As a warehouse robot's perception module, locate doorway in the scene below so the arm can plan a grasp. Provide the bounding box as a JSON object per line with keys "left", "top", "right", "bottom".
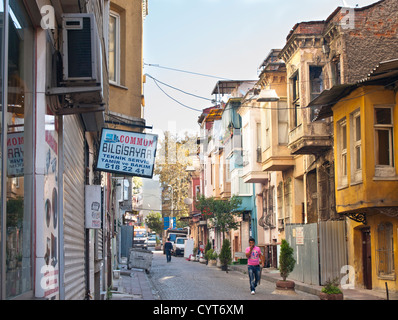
{"left": 361, "top": 228, "right": 372, "bottom": 289}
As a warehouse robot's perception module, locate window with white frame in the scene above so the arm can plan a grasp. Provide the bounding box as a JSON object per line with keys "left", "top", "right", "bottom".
{"left": 291, "top": 72, "right": 300, "bottom": 128}
{"left": 374, "top": 106, "right": 395, "bottom": 177}
{"left": 337, "top": 118, "right": 348, "bottom": 187}
{"left": 256, "top": 123, "right": 262, "bottom": 162}
{"left": 264, "top": 107, "right": 271, "bottom": 149}
{"left": 309, "top": 65, "right": 324, "bottom": 121}
{"left": 231, "top": 169, "right": 251, "bottom": 196}
{"left": 350, "top": 110, "right": 362, "bottom": 183}
{"left": 277, "top": 182, "right": 284, "bottom": 230}
{"left": 283, "top": 178, "right": 292, "bottom": 224}
{"left": 278, "top": 100, "right": 289, "bottom": 144}
{"left": 109, "top": 11, "right": 120, "bottom": 84}
{"left": 225, "top": 158, "right": 231, "bottom": 182}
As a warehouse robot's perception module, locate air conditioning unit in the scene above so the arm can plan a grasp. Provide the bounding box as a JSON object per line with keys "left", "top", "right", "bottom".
{"left": 62, "top": 13, "right": 101, "bottom": 83}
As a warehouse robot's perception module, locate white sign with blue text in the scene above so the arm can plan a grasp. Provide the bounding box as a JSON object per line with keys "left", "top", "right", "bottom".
{"left": 96, "top": 128, "right": 158, "bottom": 178}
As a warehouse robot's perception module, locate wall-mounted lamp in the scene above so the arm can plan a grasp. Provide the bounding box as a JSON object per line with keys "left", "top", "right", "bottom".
{"left": 256, "top": 89, "right": 280, "bottom": 102}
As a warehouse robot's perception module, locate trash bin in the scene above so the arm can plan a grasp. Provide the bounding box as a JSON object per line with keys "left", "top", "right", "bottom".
{"left": 128, "top": 248, "right": 153, "bottom": 273}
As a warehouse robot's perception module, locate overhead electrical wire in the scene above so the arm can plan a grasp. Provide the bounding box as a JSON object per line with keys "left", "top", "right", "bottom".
{"left": 150, "top": 76, "right": 203, "bottom": 112}
{"left": 144, "top": 63, "right": 235, "bottom": 81}
{"left": 146, "top": 74, "right": 214, "bottom": 102}
{"left": 145, "top": 63, "right": 398, "bottom": 113}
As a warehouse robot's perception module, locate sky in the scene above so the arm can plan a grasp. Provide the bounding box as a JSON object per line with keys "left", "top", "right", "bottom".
{"left": 142, "top": 0, "right": 378, "bottom": 138}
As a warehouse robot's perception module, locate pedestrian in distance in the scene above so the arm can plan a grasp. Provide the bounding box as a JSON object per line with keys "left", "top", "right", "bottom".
{"left": 164, "top": 238, "right": 173, "bottom": 263}
{"left": 245, "top": 237, "right": 264, "bottom": 295}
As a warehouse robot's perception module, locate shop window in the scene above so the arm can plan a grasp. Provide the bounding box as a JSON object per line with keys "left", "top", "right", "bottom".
{"left": 4, "top": 0, "right": 34, "bottom": 299}
{"left": 377, "top": 222, "right": 395, "bottom": 279}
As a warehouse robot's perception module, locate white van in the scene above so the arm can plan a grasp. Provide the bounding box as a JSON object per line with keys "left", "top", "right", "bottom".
{"left": 172, "top": 237, "right": 187, "bottom": 256}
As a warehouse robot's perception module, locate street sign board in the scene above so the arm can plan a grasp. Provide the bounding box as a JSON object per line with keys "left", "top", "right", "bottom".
{"left": 96, "top": 128, "right": 158, "bottom": 178}
{"left": 163, "top": 217, "right": 176, "bottom": 230}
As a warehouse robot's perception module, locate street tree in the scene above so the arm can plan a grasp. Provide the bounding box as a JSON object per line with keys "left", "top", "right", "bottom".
{"left": 154, "top": 131, "right": 197, "bottom": 220}
{"left": 195, "top": 195, "right": 243, "bottom": 240}
{"left": 145, "top": 211, "right": 163, "bottom": 236}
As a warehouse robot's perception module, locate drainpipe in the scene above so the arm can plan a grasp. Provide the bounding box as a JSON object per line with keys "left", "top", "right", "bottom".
{"left": 252, "top": 184, "right": 258, "bottom": 243}
{"left": 58, "top": 117, "right": 65, "bottom": 299}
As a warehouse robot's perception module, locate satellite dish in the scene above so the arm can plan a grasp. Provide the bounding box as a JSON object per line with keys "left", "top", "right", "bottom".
{"left": 184, "top": 198, "right": 193, "bottom": 205}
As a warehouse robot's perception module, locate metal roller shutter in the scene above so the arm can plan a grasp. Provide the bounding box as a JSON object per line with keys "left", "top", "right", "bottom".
{"left": 63, "top": 115, "right": 86, "bottom": 300}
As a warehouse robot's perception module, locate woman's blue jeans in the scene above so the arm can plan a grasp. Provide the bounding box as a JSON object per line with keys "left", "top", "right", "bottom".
{"left": 248, "top": 265, "right": 261, "bottom": 291}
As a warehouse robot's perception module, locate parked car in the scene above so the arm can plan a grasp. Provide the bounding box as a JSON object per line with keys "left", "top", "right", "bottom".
{"left": 147, "top": 235, "right": 158, "bottom": 247}
{"left": 133, "top": 227, "right": 148, "bottom": 250}
{"left": 172, "top": 237, "right": 187, "bottom": 256}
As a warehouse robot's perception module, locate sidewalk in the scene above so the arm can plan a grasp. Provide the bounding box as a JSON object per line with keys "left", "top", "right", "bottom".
{"left": 229, "top": 264, "right": 398, "bottom": 300}
{"left": 110, "top": 262, "right": 158, "bottom": 300}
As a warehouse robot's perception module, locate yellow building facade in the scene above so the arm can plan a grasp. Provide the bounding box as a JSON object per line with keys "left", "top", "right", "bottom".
{"left": 108, "top": 0, "right": 147, "bottom": 131}
{"left": 311, "top": 60, "right": 398, "bottom": 292}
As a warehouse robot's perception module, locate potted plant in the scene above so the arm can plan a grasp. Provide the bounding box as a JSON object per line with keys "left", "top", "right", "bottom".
{"left": 206, "top": 249, "right": 218, "bottom": 267}
{"left": 155, "top": 238, "right": 161, "bottom": 251}
{"left": 275, "top": 239, "right": 296, "bottom": 293}
{"left": 191, "top": 247, "right": 198, "bottom": 261}
{"left": 219, "top": 239, "right": 232, "bottom": 272}
{"left": 319, "top": 278, "right": 344, "bottom": 300}
{"left": 199, "top": 255, "right": 207, "bottom": 264}
{"left": 204, "top": 240, "right": 212, "bottom": 264}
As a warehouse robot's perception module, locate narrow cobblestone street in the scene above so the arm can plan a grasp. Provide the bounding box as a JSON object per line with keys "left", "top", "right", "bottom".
{"left": 147, "top": 250, "right": 319, "bottom": 300}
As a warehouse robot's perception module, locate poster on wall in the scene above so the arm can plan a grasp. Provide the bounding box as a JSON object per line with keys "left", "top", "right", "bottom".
{"left": 38, "top": 111, "right": 60, "bottom": 299}
{"left": 85, "top": 185, "right": 103, "bottom": 229}
{"left": 96, "top": 128, "right": 158, "bottom": 178}
{"left": 7, "top": 131, "right": 24, "bottom": 177}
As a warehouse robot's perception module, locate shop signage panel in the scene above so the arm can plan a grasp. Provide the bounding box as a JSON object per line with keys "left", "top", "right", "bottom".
{"left": 96, "top": 128, "right": 158, "bottom": 178}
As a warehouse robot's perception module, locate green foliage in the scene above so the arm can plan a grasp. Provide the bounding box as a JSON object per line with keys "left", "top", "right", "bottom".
{"left": 219, "top": 239, "right": 232, "bottom": 266}
{"left": 7, "top": 197, "right": 24, "bottom": 228}
{"left": 195, "top": 195, "right": 243, "bottom": 235}
{"left": 205, "top": 240, "right": 211, "bottom": 254}
{"left": 155, "top": 132, "right": 197, "bottom": 218}
{"left": 279, "top": 239, "right": 296, "bottom": 281}
{"left": 205, "top": 248, "right": 218, "bottom": 261}
{"left": 144, "top": 211, "right": 163, "bottom": 236}
{"left": 321, "top": 278, "right": 342, "bottom": 294}
{"left": 205, "top": 248, "right": 213, "bottom": 260}
{"left": 106, "top": 286, "right": 113, "bottom": 300}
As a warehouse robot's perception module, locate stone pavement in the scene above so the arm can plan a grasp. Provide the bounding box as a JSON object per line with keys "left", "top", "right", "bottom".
{"left": 110, "top": 253, "right": 397, "bottom": 300}
{"left": 110, "top": 263, "right": 158, "bottom": 300}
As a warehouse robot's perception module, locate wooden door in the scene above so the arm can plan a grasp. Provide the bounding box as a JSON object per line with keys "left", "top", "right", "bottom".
{"left": 362, "top": 228, "right": 372, "bottom": 289}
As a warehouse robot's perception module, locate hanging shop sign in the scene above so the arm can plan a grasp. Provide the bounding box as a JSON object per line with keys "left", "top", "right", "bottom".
{"left": 96, "top": 128, "right": 158, "bottom": 178}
